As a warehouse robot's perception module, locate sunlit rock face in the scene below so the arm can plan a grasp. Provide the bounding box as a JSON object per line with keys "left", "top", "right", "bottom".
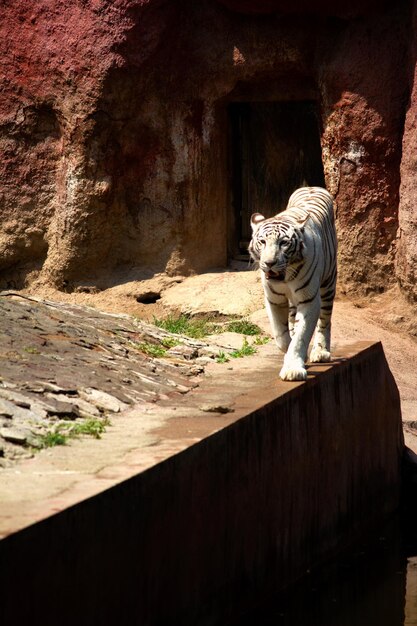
{"left": 397, "top": 2, "right": 417, "bottom": 302}
{"left": 0, "top": 0, "right": 181, "bottom": 289}
{"left": 0, "top": 0, "right": 414, "bottom": 299}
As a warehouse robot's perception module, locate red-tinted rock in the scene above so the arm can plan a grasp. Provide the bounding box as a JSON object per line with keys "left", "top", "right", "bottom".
{"left": 0, "top": 0, "right": 176, "bottom": 288}
{"left": 320, "top": 5, "right": 408, "bottom": 294}
{"left": 0, "top": 0, "right": 415, "bottom": 299}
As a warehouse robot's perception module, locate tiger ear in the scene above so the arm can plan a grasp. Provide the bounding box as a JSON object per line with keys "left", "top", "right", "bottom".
{"left": 251, "top": 213, "right": 265, "bottom": 231}
{"left": 294, "top": 214, "right": 311, "bottom": 233}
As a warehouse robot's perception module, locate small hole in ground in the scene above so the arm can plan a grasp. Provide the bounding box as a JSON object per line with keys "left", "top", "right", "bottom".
{"left": 136, "top": 292, "right": 161, "bottom": 304}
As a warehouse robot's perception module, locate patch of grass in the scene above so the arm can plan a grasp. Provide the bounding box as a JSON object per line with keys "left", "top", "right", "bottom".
{"left": 134, "top": 342, "right": 167, "bottom": 358}
{"left": 152, "top": 314, "right": 267, "bottom": 357}
{"left": 70, "top": 418, "right": 109, "bottom": 439}
{"left": 253, "top": 335, "right": 270, "bottom": 346}
{"left": 229, "top": 338, "right": 257, "bottom": 359}
{"left": 216, "top": 351, "right": 230, "bottom": 363}
{"left": 226, "top": 320, "right": 262, "bottom": 335}
{"left": 36, "top": 417, "right": 110, "bottom": 448}
{"left": 153, "top": 314, "right": 215, "bottom": 339}
{"left": 23, "top": 346, "right": 40, "bottom": 354}
{"left": 153, "top": 313, "right": 265, "bottom": 340}
{"left": 161, "top": 337, "right": 181, "bottom": 349}
{"left": 37, "top": 431, "right": 68, "bottom": 448}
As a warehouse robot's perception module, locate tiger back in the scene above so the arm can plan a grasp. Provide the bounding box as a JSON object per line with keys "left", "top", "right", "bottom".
{"left": 249, "top": 186, "right": 337, "bottom": 382}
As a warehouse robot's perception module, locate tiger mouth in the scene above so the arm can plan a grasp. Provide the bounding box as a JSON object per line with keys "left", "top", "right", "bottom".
{"left": 265, "top": 269, "right": 286, "bottom": 281}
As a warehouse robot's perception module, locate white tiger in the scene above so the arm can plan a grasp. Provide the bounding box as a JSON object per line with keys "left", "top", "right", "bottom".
{"left": 249, "top": 186, "right": 337, "bottom": 381}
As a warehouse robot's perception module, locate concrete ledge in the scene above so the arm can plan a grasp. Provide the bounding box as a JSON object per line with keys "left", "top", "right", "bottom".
{"left": 0, "top": 342, "right": 404, "bottom": 625}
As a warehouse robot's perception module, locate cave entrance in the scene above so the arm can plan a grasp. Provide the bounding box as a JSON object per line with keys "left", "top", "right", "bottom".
{"left": 229, "top": 101, "right": 325, "bottom": 259}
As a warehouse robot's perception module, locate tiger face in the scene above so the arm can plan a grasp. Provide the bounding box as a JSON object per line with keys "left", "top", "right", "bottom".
{"left": 249, "top": 212, "right": 305, "bottom": 282}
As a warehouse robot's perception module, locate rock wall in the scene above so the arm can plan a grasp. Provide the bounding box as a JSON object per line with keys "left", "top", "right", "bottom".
{"left": 0, "top": 0, "right": 415, "bottom": 298}
{"left": 319, "top": 5, "right": 409, "bottom": 294}
{"left": 398, "top": 1, "right": 417, "bottom": 302}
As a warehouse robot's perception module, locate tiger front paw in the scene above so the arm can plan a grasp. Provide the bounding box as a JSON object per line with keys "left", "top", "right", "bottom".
{"left": 279, "top": 364, "right": 307, "bottom": 381}
{"left": 309, "top": 347, "right": 331, "bottom": 363}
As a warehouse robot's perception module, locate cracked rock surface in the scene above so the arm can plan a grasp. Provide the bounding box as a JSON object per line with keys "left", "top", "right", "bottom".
{"left": 0, "top": 293, "right": 224, "bottom": 466}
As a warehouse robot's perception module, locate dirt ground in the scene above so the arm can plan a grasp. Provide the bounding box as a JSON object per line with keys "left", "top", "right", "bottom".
{"left": 26, "top": 267, "right": 417, "bottom": 452}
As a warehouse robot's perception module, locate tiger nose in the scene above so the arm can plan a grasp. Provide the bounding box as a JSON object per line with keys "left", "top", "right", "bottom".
{"left": 265, "top": 261, "right": 275, "bottom": 268}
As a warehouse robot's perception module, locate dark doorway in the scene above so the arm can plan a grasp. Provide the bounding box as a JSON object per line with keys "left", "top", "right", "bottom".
{"left": 229, "top": 101, "right": 325, "bottom": 258}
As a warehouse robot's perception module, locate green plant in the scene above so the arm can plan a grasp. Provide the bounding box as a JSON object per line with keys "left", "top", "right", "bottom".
{"left": 70, "top": 418, "right": 109, "bottom": 439}
{"left": 253, "top": 335, "right": 270, "bottom": 346}
{"left": 153, "top": 314, "right": 215, "bottom": 339}
{"left": 216, "top": 351, "right": 230, "bottom": 363}
{"left": 153, "top": 313, "right": 265, "bottom": 339}
{"left": 226, "top": 320, "right": 262, "bottom": 335}
{"left": 161, "top": 337, "right": 181, "bottom": 349}
{"left": 36, "top": 417, "right": 110, "bottom": 449}
{"left": 37, "top": 431, "right": 68, "bottom": 448}
{"left": 23, "top": 346, "right": 40, "bottom": 354}
{"left": 230, "top": 338, "right": 257, "bottom": 358}
{"left": 134, "top": 342, "right": 167, "bottom": 358}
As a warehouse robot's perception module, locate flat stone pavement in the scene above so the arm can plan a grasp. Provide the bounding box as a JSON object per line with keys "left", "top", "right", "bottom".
{"left": 0, "top": 282, "right": 416, "bottom": 540}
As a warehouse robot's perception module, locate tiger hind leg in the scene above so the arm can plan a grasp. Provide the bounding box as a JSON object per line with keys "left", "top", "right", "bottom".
{"left": 288, "top": 302, "right": 297, "bottom": 338}
{"left": 309, "top": 289, "right": 334, "bottom": 363}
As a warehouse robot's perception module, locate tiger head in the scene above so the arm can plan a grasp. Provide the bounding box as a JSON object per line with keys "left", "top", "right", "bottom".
{"left": 248, "top": 213, "right": 307, "bottom": 282}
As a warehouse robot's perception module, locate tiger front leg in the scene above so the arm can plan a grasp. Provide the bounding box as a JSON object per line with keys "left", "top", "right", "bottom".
{"left": 265, "top": 296, "right": 291, "bottom": 353}
{"left": 279, "top": 297, "right": 320, "bottom": 381}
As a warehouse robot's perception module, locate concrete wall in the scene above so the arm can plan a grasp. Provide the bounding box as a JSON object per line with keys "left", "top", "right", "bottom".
{"left": 0, "top": 343, "right": 404, "bottom": 625}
